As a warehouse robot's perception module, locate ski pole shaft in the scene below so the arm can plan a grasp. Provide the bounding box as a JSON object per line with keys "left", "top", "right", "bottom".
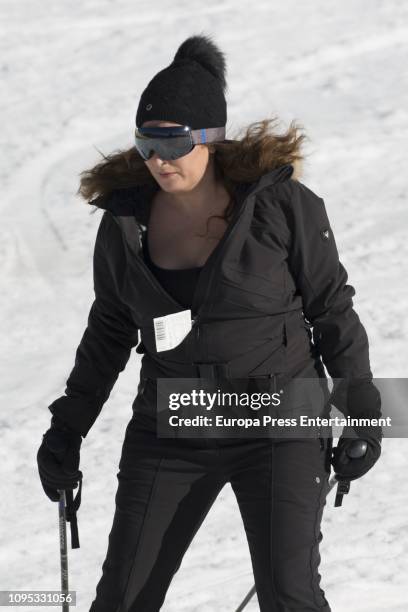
{"left": 234, "top": 584, "right": 256, "bottom": 612}
{"left": 57, "top": 489, "right": 69, "bottom": 612}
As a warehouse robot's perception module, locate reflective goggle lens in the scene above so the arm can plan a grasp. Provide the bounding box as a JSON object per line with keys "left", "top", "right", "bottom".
{"left": 134, "top": 126, "right": 194, "bottom": 161}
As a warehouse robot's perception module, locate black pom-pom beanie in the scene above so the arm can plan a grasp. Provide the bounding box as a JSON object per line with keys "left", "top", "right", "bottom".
{"left": 135, "top": 33, "right": 228, "bottom": 130}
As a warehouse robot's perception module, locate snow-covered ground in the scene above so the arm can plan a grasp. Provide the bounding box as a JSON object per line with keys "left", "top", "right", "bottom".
{"left": 1, "top": 1, "right": 407, "bottom": 610}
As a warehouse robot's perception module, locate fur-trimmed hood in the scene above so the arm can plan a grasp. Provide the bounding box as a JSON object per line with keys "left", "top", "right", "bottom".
{"left": 91, "top": 160, "right": 302, "bottom": 227}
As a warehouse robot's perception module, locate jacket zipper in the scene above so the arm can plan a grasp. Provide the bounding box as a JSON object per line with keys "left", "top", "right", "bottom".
{"left": 189, "top": 197, "right": 249, "bottom": 364}
{"left": 190, "top": 190, "right": 251, "bottom": 316}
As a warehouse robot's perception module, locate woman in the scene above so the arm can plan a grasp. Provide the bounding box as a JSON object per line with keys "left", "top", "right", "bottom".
{"left": 37, "top": 34, "right": 383, "bottom": 611}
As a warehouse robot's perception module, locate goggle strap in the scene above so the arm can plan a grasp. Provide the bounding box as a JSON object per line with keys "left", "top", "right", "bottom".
{"left": 190, "top": 126, "right": 226, "bottom": 144}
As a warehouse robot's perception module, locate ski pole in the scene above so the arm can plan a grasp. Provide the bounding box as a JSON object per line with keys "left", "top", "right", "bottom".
{"left": 234, "top": 438, "right": 368, "bottom": 612}
{"left": 235, "top": 584, "right": 256, "bottom": 612}
{"left": 57, "top": 489, "right": 70, "bottom": 612}
{"left": 327, "top": 439, "right": 367, "bottom": 506}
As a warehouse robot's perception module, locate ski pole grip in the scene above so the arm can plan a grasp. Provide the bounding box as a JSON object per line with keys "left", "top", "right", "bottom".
{"left": 332, "top": 439, "right": 368, "bottom": 507}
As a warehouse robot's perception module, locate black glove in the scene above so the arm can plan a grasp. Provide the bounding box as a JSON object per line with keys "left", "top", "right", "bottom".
{"left": 37, "top": 415, "right": 83, "bottom": 502}
{"left": 332, "top": 379, "right": 383, "bottom": 481}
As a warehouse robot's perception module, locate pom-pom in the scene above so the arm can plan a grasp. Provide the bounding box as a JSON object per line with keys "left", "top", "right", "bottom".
{"left": 173, "top": 33, "right": 227, "bottom": 92}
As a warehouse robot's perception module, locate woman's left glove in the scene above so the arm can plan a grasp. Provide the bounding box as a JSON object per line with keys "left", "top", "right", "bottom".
{"left": 331, "top": 379, "right": 383, "bottom": 481}
{"left": 37, "top": 415, "right": 83, "bottom": 502}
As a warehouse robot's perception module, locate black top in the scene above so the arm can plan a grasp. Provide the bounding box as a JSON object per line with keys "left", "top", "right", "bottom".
{"left": 141, "top": 230, "right": 202, "bottom": 309}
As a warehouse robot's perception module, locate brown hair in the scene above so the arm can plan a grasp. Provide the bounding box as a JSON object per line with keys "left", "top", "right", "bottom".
{"left": 77, "top": 116, "right": 308, "bottom": 235}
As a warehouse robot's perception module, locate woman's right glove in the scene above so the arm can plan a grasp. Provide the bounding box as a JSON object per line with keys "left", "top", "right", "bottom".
{"left": 37, "top": 415, "right": 83, "bottom": 502}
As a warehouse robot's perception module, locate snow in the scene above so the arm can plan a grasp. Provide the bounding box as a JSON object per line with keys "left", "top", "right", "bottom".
{"left": 1, "top": 0, "right": 407, "bottom": 610}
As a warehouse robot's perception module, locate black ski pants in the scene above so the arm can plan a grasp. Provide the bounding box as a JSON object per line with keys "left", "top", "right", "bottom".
{"left": 89, "top": 409, "right": 333, "bottom": 612}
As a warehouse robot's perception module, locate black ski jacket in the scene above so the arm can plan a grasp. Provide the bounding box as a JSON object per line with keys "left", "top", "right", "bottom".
{"left": 48, "top": 164, "right": 373, "bottom": 438}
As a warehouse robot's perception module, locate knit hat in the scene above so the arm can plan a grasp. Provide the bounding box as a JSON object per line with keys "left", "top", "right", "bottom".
{"left": 135, "top": 34, "right": 227, "bottom": 130}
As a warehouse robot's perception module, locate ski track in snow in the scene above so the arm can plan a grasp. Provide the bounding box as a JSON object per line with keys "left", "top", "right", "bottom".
{"left": 1, "top": 1, "right": 408, "bottom": 610}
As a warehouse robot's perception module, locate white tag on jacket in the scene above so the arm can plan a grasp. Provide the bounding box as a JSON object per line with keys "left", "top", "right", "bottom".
{"left": 153, "top": 309, "right": 192, "bottom": 352}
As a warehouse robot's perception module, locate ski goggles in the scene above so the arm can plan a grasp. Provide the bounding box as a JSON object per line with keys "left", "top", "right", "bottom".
{"left": 134, "top": 125, "right": 226, "bottom": 161}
